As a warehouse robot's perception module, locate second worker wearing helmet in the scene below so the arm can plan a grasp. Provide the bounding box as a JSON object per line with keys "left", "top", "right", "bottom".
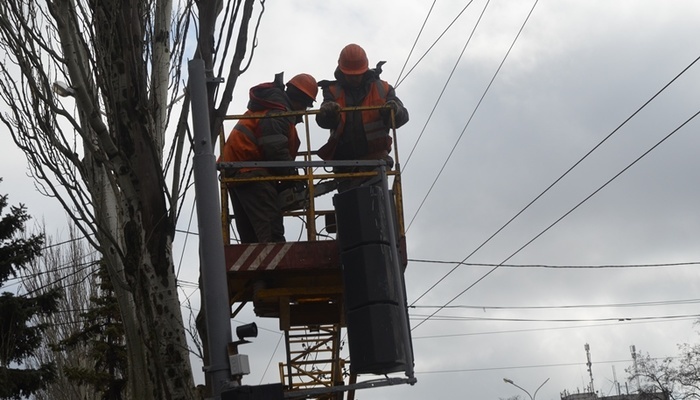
{"left": 316, "top": 43, "right": 409, "bottom": 191}
{"left": 221, "top": 72, "right": 318, "bottom": 243}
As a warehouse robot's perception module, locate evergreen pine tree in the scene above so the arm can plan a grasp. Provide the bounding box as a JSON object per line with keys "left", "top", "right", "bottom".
{"left": 0, "top": 179, "right": 60, "bottom": 398}
{"left": 54, "top": 262, "right": 127, "bottom": 399}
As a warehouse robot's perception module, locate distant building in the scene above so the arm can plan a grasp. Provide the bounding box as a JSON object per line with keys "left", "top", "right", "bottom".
{"left": 561, "top": 344, "right": 670, "bottom": 400}
{"left": 561, "top": 392, "right": 597, "bottom": 400}
{"left": 560, "top": 392, "right": 597, "bottom": 400}
{"left": 561, "top": 391, "right": 669, "bottom": 400}
{"left": 601, "top": 395, "right": 669, "bottom": 400}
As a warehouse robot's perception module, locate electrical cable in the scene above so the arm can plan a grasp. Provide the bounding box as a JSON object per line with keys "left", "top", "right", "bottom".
{"left": 403, "top": 0, "right": 489, "bottom": 174}
{"left": 40, "top": 234, "right": 89, "bottom": 250}
{"left": 176, "top": 197, "right": 197, "bottom": 279}
{"left": 409, "top": 53, "right": 700, "bottom": 308}
{"left": 178, "top": 279, "right": 200, "bottom": 288}
{"left": 11, "top": 254, "right": 200, "bottom": 308}
{"left": 4, "top": 253, "right": 99, "bottom": 285}
{"left": 395, "top": 1, "right": 479, "bottom": 89}
{"left": 259, "top": 333, "right": 284, "bottom": 385}
{"left": 408, "top": 259, "right": 700, "bottom": 269}
{"left": 179, "top": 283, "right": 201, "bottom": 306}
{"left": 394, "top": 0, "right": 438, "bottom": 88}
{"left": 410, "top": 107, "right": 700, "bottom": 332}
{"left": 406, "top": 0, "right": 540, "bottom": 232}
{"left": 409, "top": 313, "right": 700, "bottom": 323}
{"left": 416, "top": 358, "right": 636, "bottom": 375}
{"left": 412, "top": 316, "right": 699, "bottom": 339}
{"left": 20, "top": 260, "right": 100, "bottom": 297}
{"left": 411, "top": 298, "right": 700, "bottom": 310}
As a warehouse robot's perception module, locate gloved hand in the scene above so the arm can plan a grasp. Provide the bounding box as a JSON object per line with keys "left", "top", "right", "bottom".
{"left": 383, "top": 100, "right": 399, "bottom": 115}
{"left": 316, "top": 101, "right": 341, "bottom": 128}
{"left": 380, "top": 100, "right": 400, "bottom": 125}
{"left": 319, "top": 101, "right": 341, "bottom": 119}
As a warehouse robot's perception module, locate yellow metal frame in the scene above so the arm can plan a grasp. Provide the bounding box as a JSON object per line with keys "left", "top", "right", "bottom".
{"left": 218, "top": 105, "right": 405, "bottom": 399}
{"left": 218, "top": 106, "right": 405, "bottom": 244}
{"left": 278, "top": 325, "right": 344, "bottom": 393}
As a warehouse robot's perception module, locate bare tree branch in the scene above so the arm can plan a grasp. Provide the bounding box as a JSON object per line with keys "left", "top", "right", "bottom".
{"left": 1, "top": 0, "right": 261, "bottom": 397}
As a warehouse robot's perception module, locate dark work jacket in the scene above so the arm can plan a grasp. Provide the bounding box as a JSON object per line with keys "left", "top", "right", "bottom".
{"left": 221, "top": 82, "right": 300, "bottom": 175}
{"left": 316, "top": 68, "right": 408, "bottom": 161}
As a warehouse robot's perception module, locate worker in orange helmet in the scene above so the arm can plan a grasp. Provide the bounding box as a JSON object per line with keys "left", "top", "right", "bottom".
{"left": 221, "top": 72, "right": 318, "bottom": 243}
{"left": 316, "top": 43, "right": 409, "bottom": 191}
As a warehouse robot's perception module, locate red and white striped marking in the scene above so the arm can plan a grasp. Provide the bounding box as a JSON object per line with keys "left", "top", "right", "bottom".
{"left": 229, "top": 242, "right": 293, "bottom": 272}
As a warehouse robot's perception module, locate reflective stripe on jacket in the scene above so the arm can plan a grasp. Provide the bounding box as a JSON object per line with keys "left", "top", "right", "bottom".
{"left": 221, "top": 110, "right": 300, "bottom": 173}
{"left": 317, "top": 80, "right": 391, "bottom": 160}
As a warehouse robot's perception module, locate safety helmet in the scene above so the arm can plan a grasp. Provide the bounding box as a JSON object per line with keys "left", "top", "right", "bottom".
{"left": 286, "top": 73, "right": 318, "bottom": 104}
{"left": 338, "top": 44, "right": 369, "bottom": 75}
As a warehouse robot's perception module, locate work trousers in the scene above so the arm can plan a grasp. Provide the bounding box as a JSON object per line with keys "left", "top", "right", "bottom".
{"left": 228, "top": 180, "right": 285, "bottom": 243}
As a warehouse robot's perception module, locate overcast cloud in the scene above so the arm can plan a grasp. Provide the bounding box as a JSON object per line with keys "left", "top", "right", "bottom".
{"left": 3, "top": 1, "right": 700, "bottom": 399}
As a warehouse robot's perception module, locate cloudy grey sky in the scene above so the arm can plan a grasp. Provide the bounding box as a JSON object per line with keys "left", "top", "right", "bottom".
{"left": 3, "top": 1, "right": 700, "bottom": 399}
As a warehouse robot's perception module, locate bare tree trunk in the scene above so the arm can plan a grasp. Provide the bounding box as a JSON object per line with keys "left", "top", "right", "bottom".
{"left": 90, "top": 164, "right": 154, "bottom": 400}
{"left": 0, "top": 0, "right": 196, "bottom": 397}
{"left": 0, "top": 0, "right": 263, "bottom": 397}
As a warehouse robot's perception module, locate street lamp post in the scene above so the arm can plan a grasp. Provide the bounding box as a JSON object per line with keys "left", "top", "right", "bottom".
{"left": 503, "top": 377, "right": 550, "bottom": 400}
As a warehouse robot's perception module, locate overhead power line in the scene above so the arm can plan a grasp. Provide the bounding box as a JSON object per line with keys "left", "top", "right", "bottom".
{"left": 411, "top": 106, "right": 700, "bottom": 332}
{"left": 19, "top": 260, "right": 100, "bottom": 297}
{"left": 41, "top": 235, "right": 90, "bottom": 250}
{"left": 412, "top": 316, "right": 699, "bottom": 340}
{"left": 409, "top": 52, "right": 700, "bottom": 312}
{"left": 417, "top": 358, "right": 637, "bottom": 375}
{"left": 408, "top": 258, "right": 700, "bottom": 269}
{"left": 406, "top": 0, "right": 540, "bottom": 231}
{"left": 403, "top": 0, "right": 489, "bottom": 173}
{"left": 4, "top": 254, "right": 99, "bottom": 286}
{"left": 395, "top": 0, "right": 477, "bottom": 88}
{"left": 395, "top": 0, "right": 438, "bottom": 87}
{"left": 411, "top": 298, "right": 700, "bottom": 310}
{"left": 409, "top": 313, "right": 700, "bottom": 324}
{"left": 176, "top": 198, "right": 198, "bottom": 279}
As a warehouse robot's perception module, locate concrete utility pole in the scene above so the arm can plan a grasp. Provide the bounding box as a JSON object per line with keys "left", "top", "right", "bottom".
{"left": 189, "top": 58, "right": 234, "bottom": 398}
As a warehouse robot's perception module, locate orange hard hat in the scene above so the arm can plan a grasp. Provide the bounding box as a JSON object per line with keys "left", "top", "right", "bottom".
{"left": 338, "top": 44, "right": 369, "bottom": 75}
{"left": 287, "top": 73, "right": 318, "bottom": 103}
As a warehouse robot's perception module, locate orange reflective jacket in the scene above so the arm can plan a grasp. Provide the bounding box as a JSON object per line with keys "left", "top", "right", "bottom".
{"left": 317, "top": 80, "right": 391, "bottom": 160}
{"left": 221, "top": 110, "right": 300, "bottom": 173}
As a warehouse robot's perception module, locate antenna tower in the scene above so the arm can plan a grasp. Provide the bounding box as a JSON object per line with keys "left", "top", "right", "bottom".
{"left": 585, "top": 343, "right": 595, "bottom": 394}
